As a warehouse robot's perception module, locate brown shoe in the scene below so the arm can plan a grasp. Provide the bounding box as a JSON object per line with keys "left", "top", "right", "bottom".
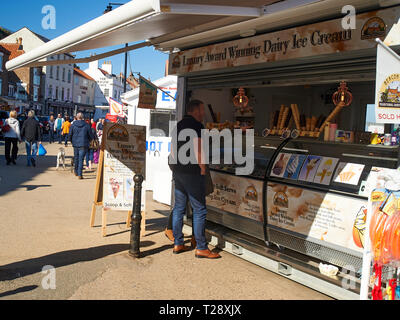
{"left": 195, "top": 249, "right": 221, "bottom": 259}
{"left": 190, "top": 236, "right": 197, "bottom": 249}
{"left": 78, "top": 176, "right": 83, "bottom": 180}
{"left": 165, "top": 228, "right": 174, "bottom": 242}
{"left": 173, "top": 245, "right": 191, "bottom": 254}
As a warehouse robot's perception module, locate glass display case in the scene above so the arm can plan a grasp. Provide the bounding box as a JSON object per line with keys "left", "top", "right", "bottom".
{"left": 206, "top": 134, "right": 400, "bottom": 270}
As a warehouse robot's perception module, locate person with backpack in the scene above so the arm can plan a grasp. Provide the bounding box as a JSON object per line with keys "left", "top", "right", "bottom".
{"left": 3, "top": 110, "right": 21, "bottom": 165}
{"left": 21, "top": 110, "right": 42, "bottom": 167}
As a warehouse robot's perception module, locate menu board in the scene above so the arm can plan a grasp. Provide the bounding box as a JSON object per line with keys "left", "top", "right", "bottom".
{"left": 267, "top": 182, "right": 367, "bottom": 253}
{"left": 207, "top": 171, "right": 264, "bottom": 222}
{"left": 333, "top": 162, "right": 365, "bottom": 185}
{"left": 103, "top": 123, "right": 146, "bottom": 210}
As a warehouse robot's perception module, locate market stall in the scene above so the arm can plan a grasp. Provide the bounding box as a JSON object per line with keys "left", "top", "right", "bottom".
{"left": 168, "top": 6, "right": 400, "bottom": 299}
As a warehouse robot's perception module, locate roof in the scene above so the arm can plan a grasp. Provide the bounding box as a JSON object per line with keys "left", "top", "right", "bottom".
{"left": 98, "top": 68, "right": 110, "bottom": 76}
{"left": 0, "top": 43, "right": 25, "bottom": 60}
{"left": 74, "top": 68, "right": 95, "bottom": 81}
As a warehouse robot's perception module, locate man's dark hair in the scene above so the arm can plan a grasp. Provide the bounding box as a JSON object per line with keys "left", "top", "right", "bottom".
{"left": 186, "top": 99, "right": 204, "bottom": 113}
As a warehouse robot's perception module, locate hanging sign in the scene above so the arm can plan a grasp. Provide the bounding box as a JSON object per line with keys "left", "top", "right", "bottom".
{"left": 109, "top": 97, "right": 125, "bottom": 117}
{"left": 169, "top": 7, "right": 400, "bottom": 75}
{"left": 375, "top": 41, "right": 400, "bottom": 123}
{"left": 138, "top": 76, "right": 158, "bottom": 109}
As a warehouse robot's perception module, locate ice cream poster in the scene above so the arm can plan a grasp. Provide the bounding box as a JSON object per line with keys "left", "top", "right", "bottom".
{"left": 313, "top": 157, "right": 339, "bottom": 185}
{"left": 333, "top": 162, "right": 365, "bottom": 185}
{"left": 266, "top": 183, "right": 367, "bottom": 254}
{"left": 283, "top": 155, "right": 307, "bottom": 180}
{"left": 298, "top": 156, "right": 322, "bottom": 182}
{"left": 271, "top": 153, "right": 291, "bottom": 178}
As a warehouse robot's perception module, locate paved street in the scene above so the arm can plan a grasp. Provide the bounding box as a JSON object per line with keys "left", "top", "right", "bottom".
{"left": 0, "top": 141, "right": 330, "bottom": 300}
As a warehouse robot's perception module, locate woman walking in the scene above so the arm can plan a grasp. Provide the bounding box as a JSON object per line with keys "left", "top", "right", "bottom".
{"left": 3, "top": 110, "right": 21, "bottom": 165}
{"left": 86, "top": 125, "right": 98, "bottom": 170}
{"left": 21, "top": 110, "right": 41, "bottom": 167}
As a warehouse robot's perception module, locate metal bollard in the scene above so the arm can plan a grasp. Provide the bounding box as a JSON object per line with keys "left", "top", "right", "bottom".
{"left": 129, "top": 174, "right": 144, "bottom": 258}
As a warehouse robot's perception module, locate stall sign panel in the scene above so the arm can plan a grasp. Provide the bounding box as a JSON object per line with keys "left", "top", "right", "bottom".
{"left": 267, "top": 183, "right": 367, "bottom": 253}
{"left": 207, "top": 171, "right": 263, "bottom": 222}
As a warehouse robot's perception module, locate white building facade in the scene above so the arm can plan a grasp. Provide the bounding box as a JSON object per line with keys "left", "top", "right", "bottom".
{"left": 72, "top": 68, "right": 96, "bottom": 118}
{"left": 84, "top": 60, "right": 129, "bottom": 106}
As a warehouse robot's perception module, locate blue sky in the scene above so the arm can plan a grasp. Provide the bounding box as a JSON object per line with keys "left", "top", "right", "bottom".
{"left": 0, "top": 0, "right": 168, "bottom": 80}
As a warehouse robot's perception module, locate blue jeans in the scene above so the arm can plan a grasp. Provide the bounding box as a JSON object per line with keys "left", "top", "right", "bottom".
{"left": 64, "top": 134, "right": 69, "bottom": 146}
{"left": 56, "top": 129, "right": 62, "bottom": 143}
{"left": 74, "top": 147, "right": 87, "bottom": 177}
{"left": 49, "top": 129, "right": 54, "bottom": 143}
{"left": 86, "top": 149, "right": 94, "bottom": 167}
{"left": 25, "top": 141, "right": 38, "bottom": 166}
{"left": 172, "top": 172, "right": 207, "bottom": 250}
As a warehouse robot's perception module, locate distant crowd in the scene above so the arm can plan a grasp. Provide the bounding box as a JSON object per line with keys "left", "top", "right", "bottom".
{"left": 1, "top": 110, "right": 105, "bottom": 179}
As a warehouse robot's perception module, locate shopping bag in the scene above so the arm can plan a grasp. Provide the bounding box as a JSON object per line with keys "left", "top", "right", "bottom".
{"left": 38, "top": 143, "right": 47, "bottom": 156}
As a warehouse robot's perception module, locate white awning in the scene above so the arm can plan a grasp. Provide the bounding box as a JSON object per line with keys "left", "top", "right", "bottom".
{"left": 6, "top": 0, "right": 395, "bottom": 71}
{"left": 6, "top": 0, "right": 268, "bottom": 71}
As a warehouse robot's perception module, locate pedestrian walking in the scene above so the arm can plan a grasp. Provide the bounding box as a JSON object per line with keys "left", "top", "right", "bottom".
{"left": 91, "top": 118, "right": 96, "bottom": 130}
{"left": 86, "top": 126, "right": 99, "bottom": 170}
{"left": 69, "top": 112, "right": 92, "bottom": 179}
{"left": 169, "top": 99, "right": 221, "bottom": 259}
{"left": 3, "top": 110, "right": 21, "bottom": 165}
{"left": 54, "top": 114, "right": 64, "bottom": 144}
{"left": 62, "top": 116, "right": 71, "bottom": 146}
{"left": 48, "top": 115, "right": 55, "bottom": 143}
{"left": 21, "top": 110, "right": 41, "bottom": 167}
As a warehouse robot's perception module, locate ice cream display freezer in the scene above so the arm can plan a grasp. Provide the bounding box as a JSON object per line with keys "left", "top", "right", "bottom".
{"left": 205, "top": 136, "right": 400, "bottom": 272}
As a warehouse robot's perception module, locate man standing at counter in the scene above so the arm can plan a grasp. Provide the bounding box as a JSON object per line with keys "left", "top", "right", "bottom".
{"left": 170, "top": 99, "right": 221, "bottom": 259}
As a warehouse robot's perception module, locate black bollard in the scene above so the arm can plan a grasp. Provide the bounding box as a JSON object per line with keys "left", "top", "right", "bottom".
{"left": 129, "top": 174, "right": 144, "bottom": 258}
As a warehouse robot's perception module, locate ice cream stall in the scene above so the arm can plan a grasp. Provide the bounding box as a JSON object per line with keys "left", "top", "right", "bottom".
{"left": 168, "top": 6, "right": 400, "bottom": 299}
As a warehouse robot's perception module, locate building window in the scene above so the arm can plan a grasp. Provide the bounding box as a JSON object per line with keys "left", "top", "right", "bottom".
{"left": 33, "top": 68, "right": 41, "bottom": 86}
{"left": 62, "top": 87, "right": 65, "bottom": 101}
{"left": 49, "top": 66, "right": 53, "bottom": 79}
{"left": 33, "top": 86, "right": 39, "bottom": 102}
{"left": 68, "top": 70, "right": 71, "bottom": 83}
{"left": 56, "top": 66, "right": 60, "bottom": 80}
{"left": 104, "top": 88, "right": 109, "bottom": 97}
{"left": 8, "top": 85, "right": 15, "bottom": 97}
{"left": 77, "top": 95, "right": 81, "bottom": 103}
{"left": 0, "top": 53, "right": 3, "bottom": 71}
{"left": 48, "top": 85, "right": 53, "bottom": 98}
{"left": 67, "top": 88, "right": 70, "bottom": 101}
{"left": 75, "top": 77, "right": 79, "bottom": 85}
{"left": 62, "top": 68, "right": 65, "bottom": 82}
{"left": 114, "top": 90, "right": 117, "bottom": 99}
{"left": 55, "top": 87, "right": 59, "bottom": 100}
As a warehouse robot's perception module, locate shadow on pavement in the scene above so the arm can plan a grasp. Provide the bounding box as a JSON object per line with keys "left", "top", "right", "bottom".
{"left": 0, "top": 142, "right": 57, "bottom": 197}
{"left": 0, "top": 285, "right": 38, "bottom": 298}
{"left": 0, "top": 244, "right": 129, "bottom": 281}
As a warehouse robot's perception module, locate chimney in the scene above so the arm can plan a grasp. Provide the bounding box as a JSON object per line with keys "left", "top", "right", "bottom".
{"left": 16, "top": 37, "right": 23, "bottom": 50}
{"left": 101, "top": 60, "right": 112, "bottom": 75}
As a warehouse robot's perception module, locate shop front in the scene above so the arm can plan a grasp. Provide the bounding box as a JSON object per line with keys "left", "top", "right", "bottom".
{"left": 168, "top": 6, "right": 400, "bottom": 299}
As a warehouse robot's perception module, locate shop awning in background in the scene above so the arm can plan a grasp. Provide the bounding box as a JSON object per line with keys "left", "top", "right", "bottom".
{"left": 5, "top": 0, "right": 397, "bottom": 71}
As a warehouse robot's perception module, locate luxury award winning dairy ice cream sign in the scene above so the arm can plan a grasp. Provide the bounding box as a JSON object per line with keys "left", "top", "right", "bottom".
{"left": 103, "top": 123, "right": 146, "bottom": 210}
{"left": 169, "top": 7, "right": 399, "bottom": 75}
